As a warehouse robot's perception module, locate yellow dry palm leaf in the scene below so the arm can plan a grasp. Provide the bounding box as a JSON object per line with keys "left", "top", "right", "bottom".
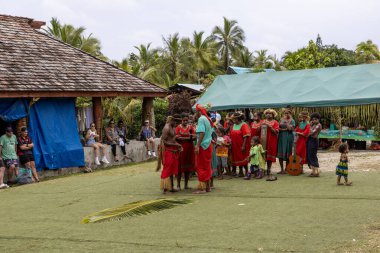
{"left": 82, "top": 198, "right": 192, "bottom": 224}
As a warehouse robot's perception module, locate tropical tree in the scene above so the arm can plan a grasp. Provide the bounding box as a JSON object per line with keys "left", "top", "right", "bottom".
{"left": 267, "top": 54, "right": 284, "bottom": 71}
{"left": 190, "top": 31, "right": 218, "bottom": 82}
{"left": 282, "top": 40, "right": 331, "bottom": 70}
{"left": 128, "top": 43, "right": 159, "bottom": 80}
{"left": 212, "top": 17, "right": 246, "bottom": 71}
{"left": 111, "top": 58, "right": 141, "bottom": 76}
{"left": 232, "top": 47, "right": 254, "bottom": 67}
{"left": 153, "top": 73, "right": 181, "bottom": 89}
{"left": 160, "top": 33, "right": 192, "bottom": 82}
{"left": 253, "top": 49, "right": 275, "bottom": 70}
{"left": 44, "top": 18, "right": 103, "bottom": 57}
{"left": 355, "top": 40, "right": 380, "bottom": 64}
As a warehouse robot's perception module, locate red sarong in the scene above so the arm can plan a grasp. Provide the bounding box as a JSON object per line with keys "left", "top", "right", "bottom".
{"left": 266, "top": 120, "right": 279, "bottom": 162}
{"left": 196, "top": 144, "right": 212, "bottom": 183}
{"left": 176, "top": 125, "right": 195, "bottom": 172}
{"left": 161, "top": 146, "right": 179, "bottom": 179}
{"left": 296, "top": 124, "right": 310, "bottom": 165}
{"left": 230, "top": 123, "right": 251, "bottom": 166}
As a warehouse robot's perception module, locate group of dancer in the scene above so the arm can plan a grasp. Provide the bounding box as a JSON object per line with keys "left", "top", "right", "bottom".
{"left": 157, "top": 105, "right": 352, "bottom": 194}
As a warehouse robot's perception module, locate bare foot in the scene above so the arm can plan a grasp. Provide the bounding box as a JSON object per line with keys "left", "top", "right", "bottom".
{"left": 337, "top": 182, "right": 344, "bottom": 186}
{"left": 193, "top": 190, "right": 207, "bottom": 194}
{"left": 345, "top": 182, "right": 353, "bottom": 186}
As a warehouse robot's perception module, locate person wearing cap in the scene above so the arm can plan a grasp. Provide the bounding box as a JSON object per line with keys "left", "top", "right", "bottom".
{"left": 140, "top": 120, "right": 157, "bottom": 157}
{"left": 17, "top": 127, "right": 39, "bottom": 182}
{"left": 295, "top": 111, "right": 311, "bottom": 172}
{"left": 0, "top": 127, "right": 18, "bottom": 187}
{"left": 105, "top": 119, "right": 120, "bottom": 162}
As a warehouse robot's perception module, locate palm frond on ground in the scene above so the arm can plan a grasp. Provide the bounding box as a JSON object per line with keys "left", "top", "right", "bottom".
{"left": 82, "top": 198, "right": 193, "bottom": 224}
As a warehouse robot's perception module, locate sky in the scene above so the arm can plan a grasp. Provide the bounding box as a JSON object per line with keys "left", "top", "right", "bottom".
{"left": 1, "top": 0, "right": 380, "bottom": 61}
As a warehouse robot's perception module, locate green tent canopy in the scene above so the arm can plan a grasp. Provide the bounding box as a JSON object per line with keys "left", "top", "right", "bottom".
{"left": 196, "top": 64, "right": 380, "bottom": 110}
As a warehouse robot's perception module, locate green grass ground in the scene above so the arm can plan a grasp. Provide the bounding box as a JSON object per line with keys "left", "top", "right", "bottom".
{"left": 0, "top": 162, "right": 379, "bottom": 253}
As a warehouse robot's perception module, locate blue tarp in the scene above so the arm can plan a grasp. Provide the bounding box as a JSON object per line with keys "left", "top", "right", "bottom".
{"left": 28, "top": 98, "right": 85, "bottom": 170}
{"left": 0, "top": 98, "right": 29, "bottom": 122}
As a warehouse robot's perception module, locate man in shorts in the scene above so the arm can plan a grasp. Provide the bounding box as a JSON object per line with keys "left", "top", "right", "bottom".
{"left": 0, "top": 127, "right": 19, "bottom": 185}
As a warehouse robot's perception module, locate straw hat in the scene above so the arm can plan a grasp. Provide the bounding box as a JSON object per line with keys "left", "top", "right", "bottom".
{"left": 231, "top": 111, "right": 244, "bottom": 119}
{"left": 299, "top": 111, "right": 310, "bottom": 120}
{"left": 264, "top": 108, "right": 278, "bottom": 118}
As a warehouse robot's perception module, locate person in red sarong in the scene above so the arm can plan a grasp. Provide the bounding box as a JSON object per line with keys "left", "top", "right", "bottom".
{"left": 159, "top": 116, "right": 182, "bottom": 194}
{"left": 194, "top": 104, "right": 214, "bottom": 194}
{"left": 263, "top": 109, "right": 279, "bottom": 181}
{"left": 175, "top": 113, "right": 196, "bottom": 190}
{"left": 250, "top": 112, "right": 265, "bottom": 139}
{"left": 230, "top": 112, "right": 251, "bottom": 177}
{"left": 295, "top": 111, "right": 311, "bottom": 171}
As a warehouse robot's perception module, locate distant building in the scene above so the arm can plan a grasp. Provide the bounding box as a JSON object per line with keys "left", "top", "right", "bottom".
{"left": 227, "top": 66, "right": 276, "bottom": 74}
{"left": 169, "top": 83, "right": 204, "bottom": 96}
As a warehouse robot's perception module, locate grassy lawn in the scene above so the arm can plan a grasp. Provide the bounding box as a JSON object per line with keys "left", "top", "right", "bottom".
{"left": 0, "top": 161, "right": 379, "bottom": 252}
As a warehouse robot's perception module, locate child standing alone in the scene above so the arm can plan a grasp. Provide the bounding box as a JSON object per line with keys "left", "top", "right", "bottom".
{"left": 245, "top": 136, "right": 266, "bottom": 180}
{"left": 336, "top": 142, "right": 352, "bottom": 186}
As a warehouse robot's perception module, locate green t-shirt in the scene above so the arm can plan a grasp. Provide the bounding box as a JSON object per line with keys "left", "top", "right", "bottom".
{"left": 0, "top": 134, "right": 18, "bottom": 160}
{"left": 196, "top": 116, "right": 213, "bottom": 150}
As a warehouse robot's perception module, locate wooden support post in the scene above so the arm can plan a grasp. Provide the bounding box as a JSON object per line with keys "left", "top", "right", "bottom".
{"left": 142, "top": 97, "right": 155, "bottom": 128}
{"left": 92, "top": 97, "right": 103, "bottom": 141}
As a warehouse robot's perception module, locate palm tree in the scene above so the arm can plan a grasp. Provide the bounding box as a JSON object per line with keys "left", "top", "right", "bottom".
{"left": 268, "top": 54, "right": 284, "bottom": 71}
{"left": 232, "top": 47, "right": 253, "bottom": 67}
{"left": 191, "top": 31, "right": 218, "bottom": 83}
{"left": 153, "top": 73, "right": 181, "bottom": 89}
{"left": 253, "top": 49, "right": 275, "bottom": 70}
{"left": 212, "top": 17, "right": 246, "bottom": 71}
{"left": 355, "top": 40, "right": 380, "bottom": 64}
{"left": 133, "top": 43, "right": 158, "bottom": 71}
{"left": 127, "top": 43, "right": 159, "bottom": 80}
{"left": 44, "top": 17, "right": 103, "bottom": 57}
{"left": 111, "top": 58, "right": 140, "bottom": 76}
{"left": 161, "top": 33, "right": 192, "bottom": 82}
{"left": 79, "top": 34, "right": 102, "bottom": 57}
